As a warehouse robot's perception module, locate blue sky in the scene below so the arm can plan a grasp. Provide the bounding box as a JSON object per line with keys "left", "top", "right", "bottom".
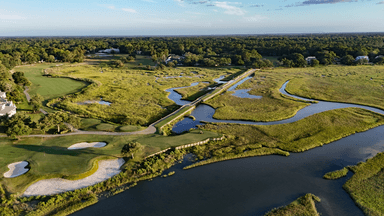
{"left": 0, "top": 0, "right": 383, "bottom": 36}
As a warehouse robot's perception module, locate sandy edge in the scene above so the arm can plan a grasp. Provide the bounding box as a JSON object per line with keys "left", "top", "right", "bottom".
{"left": 23, "top": 158, "right": 125, "bottom": 197}
{"left": 68, "top": 142, "right": 107, "bottom": 150}
{"left": 4, "top": 161, "right": 29, "bottom": 178}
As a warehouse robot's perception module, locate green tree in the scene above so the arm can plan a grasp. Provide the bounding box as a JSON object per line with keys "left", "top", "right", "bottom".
{"left": 121, "top": 142, "right": 143, "bottom": 159}
{"left": 5, "top": 113, "right": 32, "bottom": 139}
{"left": 30, "top": 94, "right": 43, "bottom": 113}
{"left": 311, "top": 59, "right": 320, "bottom": 67}
{"left": 282, "top": 58, "right": 294, "bottom": 68}
{"left": 341, "top": 55, "right": 355, "bottom": 65}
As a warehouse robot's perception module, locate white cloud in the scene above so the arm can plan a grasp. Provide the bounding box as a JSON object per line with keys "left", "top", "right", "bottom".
{"left": 122, "top": 8, "right": 138, "bottom": 13}
{"left": 142, "top": 0, "right": 157, "bottom": 2}
{"left": 0, "top": 14, "right": 26, "bottom": 20}
{"left": 243, "top": 15, "right": 267, "bottom": 22}
{"left": 377, "top": 1, "right": 384, "bottom": 4}
{"left": 213, "top": 1, "right": 246, "bottom": 16}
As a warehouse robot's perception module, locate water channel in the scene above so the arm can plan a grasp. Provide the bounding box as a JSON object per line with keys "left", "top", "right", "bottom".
{"left": 73, "top": 75, "right": 384, "bottom": 216}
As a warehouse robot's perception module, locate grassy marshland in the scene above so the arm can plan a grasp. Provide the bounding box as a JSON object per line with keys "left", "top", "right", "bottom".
{"left": 183, "top": 108, "right": 384, "bottom": 169}
{"left": 264, "top": 193, "right": 321, "bottom": 216}
{"left": 45, "top": 64, "right": 242, "bottom": 125}
{"left": 204, "top": 69, "right": 309, "bottom": 122}
{"left": 205, "top": 65, "right": 384, "bottom": 122}
{"left": 174, "top": 81, "right": 213, "bottom": 101}
{"left": 285, "top": 66, "right": 384, "bottom": 111}
{"left": 323, "top": 167, "right": 349, "bottom": 180}
{"left": 344, "top": 152, "right": 384, "bottom": 216}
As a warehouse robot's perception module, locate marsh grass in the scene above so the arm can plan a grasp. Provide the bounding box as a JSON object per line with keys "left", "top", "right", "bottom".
{"left": 323, "top": 167, "right": 349, "bottom": 180}
{"left": 264, "top": 193, "right": 321, "bottom": 216}
{"left": 204, "top": 69, "right": 309, "bottom": 122}
{"left": 187, "top": 108, "right": 384, "bottom": 168}
{"left": 174, "top": 82, "right": 213, "bottom": 101}
{"left": 344, "top": 152, "right": 384, "bottom": 216}
{"left": 45, "top": 64, "right": 241, "bottom": 125}
{"left": 284, "top": 65, "right": 384, "bottom": 111}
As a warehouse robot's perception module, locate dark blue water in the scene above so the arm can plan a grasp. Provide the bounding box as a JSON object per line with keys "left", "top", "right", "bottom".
{"left": 73, "top": 125, "right": 384, "bottom": 216}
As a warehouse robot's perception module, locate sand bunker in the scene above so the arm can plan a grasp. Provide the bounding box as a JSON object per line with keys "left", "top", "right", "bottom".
{"left": 68, "top": 142, "right": 107, "bottom": 150}
{"left": 23, "top": 158, "right": 125, "bottom": 197}
{"left": 4, "top": 161, "right": 29, "bottom": 178}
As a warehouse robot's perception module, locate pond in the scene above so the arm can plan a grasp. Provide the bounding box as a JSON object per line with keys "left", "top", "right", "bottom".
{"left": 77, "top": 98, "right": 112, "bottom": 106}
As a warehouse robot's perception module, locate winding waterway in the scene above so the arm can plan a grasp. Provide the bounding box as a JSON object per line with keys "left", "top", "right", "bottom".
{"left": 74, "top": 75, "right": 384, "bottom": 216}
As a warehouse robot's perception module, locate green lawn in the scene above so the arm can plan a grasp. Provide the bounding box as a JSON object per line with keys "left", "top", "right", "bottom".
{"left": 15, "top": 64, "right": 88, "bottom": 100}
{"left": 80, "top": 118, "right": 144, "bottom": 132}
{"left": 0, "top": 129, "right": 220, "bottom": 195}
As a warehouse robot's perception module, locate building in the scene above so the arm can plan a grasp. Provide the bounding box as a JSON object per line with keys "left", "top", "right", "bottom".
{"left": 136, "top": 51, "right": 142, "bottom": 55}
{"left": 355, "top": 56, "right": 369, "bottom": 62}
{"left": 0, "top": 91, "right": 17, "bottom": 117}
{"left": 97, "top": 48, "right": 120, "bottom": 54}
{"left": 165, "top": 54, "right": 183, "bottom": 64}
{"left": 305, "top": 56, "right": 317, "bottom": 64}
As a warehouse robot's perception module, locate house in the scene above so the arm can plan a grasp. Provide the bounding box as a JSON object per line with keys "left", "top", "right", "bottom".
{"left": 136, "top": 51, "right": 142, "bottom": 55}
{"left": 165, "top": 54, "right": 182, "bottom": 64}
{"left": 355, "top": 56, "right": 369, "bottom": 62}
{"left": 97, "top": 48, "right": 120, "bottom": 54}
{"left": 0, "top": 91, "right": 16, "bottom": 117}
{"left": 305, "top": 56, "right": 317, "bottom": 64}
{"left": 0, "top": 91, "right": 6, "bottom": 99}
{"left": 375, "top": 55, "right": 384, "bottom": 59}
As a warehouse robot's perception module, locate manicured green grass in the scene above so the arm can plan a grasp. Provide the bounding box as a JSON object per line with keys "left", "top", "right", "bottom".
{"left": 344, "top": 152, "right": 384, "bottom": 216}
{"left": 263, "top": 56, "right": 280, "bottom": 67}
{"left": 46, "top": 64, "right": 241, "bottom": 125}
{"left": 285, "top": 65, "right": 384, "bottom": 111}
{"left": 0, "top": 129, "right": 220, "bottom": 194}
{"left": 16, "top": 64, "right": 88, "bottom": 100}
{"left": 323, "top": 167, "right": 349, "bottom": 180}
{"left": 264, "top": 193, "right": 321, "bottom": 216}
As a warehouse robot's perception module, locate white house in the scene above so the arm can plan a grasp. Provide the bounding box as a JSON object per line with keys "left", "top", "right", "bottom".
{"left": 0, "top": 92, "right": 6, "bottom": 99}
{"left": 0, "top": 91, "right": 17, "bottom": 117}
{"left": 355, "top": 56, "right": 369, "bottom": 62}
{"left": 305, "top": 56, "right": 317, "bottom": 64}
{"left": 97, "top": 48, "right": 120, "bottom": 54}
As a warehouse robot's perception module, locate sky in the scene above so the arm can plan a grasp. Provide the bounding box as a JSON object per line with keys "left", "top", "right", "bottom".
{"left": 0, "top": 0, "right": 384, "bottom": 36}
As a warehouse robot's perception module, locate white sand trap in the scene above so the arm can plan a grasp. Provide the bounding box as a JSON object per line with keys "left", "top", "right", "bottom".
{"left": 23, "top": 158, "right": 125, "bottom": 197}
{"left": 4, "top": 161, "right": 29, "bottom": 178}
{"left": 68, "top": 142, "right": 107, "bottom": 150}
